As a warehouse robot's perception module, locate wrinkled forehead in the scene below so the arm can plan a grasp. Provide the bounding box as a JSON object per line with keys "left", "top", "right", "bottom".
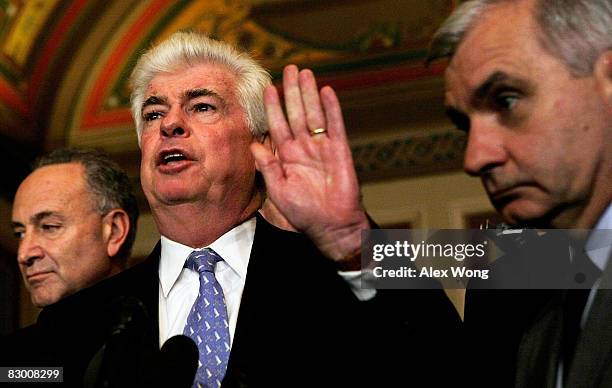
{"left": 444, "top": 1, "right": 539, "bottom": 99}
{"left": 13, "top": 164, "right": 93, "bottom": 216}
{"left": 144, "top": 62, "right": 238, "bottom": 98}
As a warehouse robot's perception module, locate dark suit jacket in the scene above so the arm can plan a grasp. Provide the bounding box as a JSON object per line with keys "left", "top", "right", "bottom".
{"left": 1, "top": 215, "right": 463, "bottom": 387}
{"left": 514, "top": 267, "right": 612, "bottom": 387}
{"left": 1, "top": 216, "right": 366, "bottom": 387}
{"left": 465, "top": 233, "right": 612, "bottom": 388}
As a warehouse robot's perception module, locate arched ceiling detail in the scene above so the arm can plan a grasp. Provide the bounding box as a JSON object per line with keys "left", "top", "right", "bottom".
{"left": 0, "top": 0, "right": 462, "bottom": 185}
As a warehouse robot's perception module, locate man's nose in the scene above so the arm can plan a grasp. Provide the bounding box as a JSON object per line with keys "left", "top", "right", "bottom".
{"left": 17, "top": 232, "right": 44, "bottom": 267}
{"left": 160, "top": 107, "right": 190, "bottom": 138}
{"left": 463, "top": 116, "right": 507, "bottom": 176}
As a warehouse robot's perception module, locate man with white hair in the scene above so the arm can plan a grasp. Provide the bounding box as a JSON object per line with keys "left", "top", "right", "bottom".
{"left": 1, "top": 32, "right": 368, "bottom": 388}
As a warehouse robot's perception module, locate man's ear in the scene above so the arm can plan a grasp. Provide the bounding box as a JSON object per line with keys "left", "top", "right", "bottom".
{"left": 594, "top": 50, "right": 612, "bottom": 109}
{"left": 102, "top": 209, "right": 130, "bottom": 258}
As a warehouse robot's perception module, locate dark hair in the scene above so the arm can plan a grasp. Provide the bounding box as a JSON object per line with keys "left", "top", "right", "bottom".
{"left": 34, "top": 148, "right": 139, "bottom": 261}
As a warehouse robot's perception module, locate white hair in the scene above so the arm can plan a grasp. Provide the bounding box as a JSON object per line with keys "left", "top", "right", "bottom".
{"left": 129, "top": 31, "right": 271, "bottom": 143}
{"left": 428, "top": 0, "right": 612, "bottom": 76}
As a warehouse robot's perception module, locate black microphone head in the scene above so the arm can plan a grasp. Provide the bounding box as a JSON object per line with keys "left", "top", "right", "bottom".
{"left": 153, "top": 335, "right": 199, "bottom": 388}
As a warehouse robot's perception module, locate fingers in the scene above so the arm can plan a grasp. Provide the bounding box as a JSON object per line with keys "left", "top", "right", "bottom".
{"left": 320, "top": 85, "right": 357, "bottom": 181}
{"left": 320, "top": 86, "right": 348, "bottom": 143}
{"left": 264, "top": 85, "right": 293, "bottom": 147}
{"left": 298, "top": 69, "right": 326, "bottom": 135}
{"left": 282, "top": 65, "right": 330, "bottom": 140}
{"left": 267, "top": 65, "right": 343, "bottom": 150}
{"left": 283, "top": 65, "right": 309, "bottom": 138}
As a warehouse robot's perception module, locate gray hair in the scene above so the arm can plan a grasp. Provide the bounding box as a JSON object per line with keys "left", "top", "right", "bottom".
{"left": 428, "top": 0, "right": 612, "bottom": 76}
{"left": 34, "top": 148, "right": 139, "bottom": 261}
{"left": 129, "top": 31, "right": 271, "bottom": 143}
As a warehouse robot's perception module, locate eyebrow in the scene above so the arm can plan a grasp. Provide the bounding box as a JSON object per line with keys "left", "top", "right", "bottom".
{"left": 185, "top": 88, "right": 219, "bottom": 100}
{"left": 141, "top": 88, "right": 225, "bottom": 113}
{"left": 11, "top": 211, "right": 61, "bottom": 229}
{"left": 473, "top": 71, "right": 510, "bottom": 102}
{"left": 185, "top": 88, "right": 226, "bottom": 110}
{"left": 141, "top": 95, "right": 168, "bottom": 112}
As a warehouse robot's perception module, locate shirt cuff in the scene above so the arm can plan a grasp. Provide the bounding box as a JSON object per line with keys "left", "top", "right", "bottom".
{"left": 338, "top": 270, "right": 377, "bottom": 301}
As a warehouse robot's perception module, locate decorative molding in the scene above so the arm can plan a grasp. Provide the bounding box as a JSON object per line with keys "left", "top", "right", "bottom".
{"left": 74, "top": 0, "right": 454, "bottom": 134}
{"left": 352, "top": 128, "right": 466, "bottom": 182}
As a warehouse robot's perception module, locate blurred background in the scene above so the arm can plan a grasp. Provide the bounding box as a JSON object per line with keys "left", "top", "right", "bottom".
{"left": 0, "top": 0, "right": 499, "bottom": 334}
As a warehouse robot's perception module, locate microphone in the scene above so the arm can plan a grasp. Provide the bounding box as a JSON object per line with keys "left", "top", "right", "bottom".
{"left": 84, "top": 296, "right": 150, "bottom": 388}
{"left": 142, "top": 335, "right": 199, "bottom": 388}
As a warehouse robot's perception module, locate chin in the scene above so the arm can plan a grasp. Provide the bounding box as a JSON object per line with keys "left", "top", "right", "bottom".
{"left": 498, "top": 200, "right": 553, "bottom": 228}
{"left": 153, "top": 187, "right": 201, "bottom": 205}
{"left": 32, "top": 294, "right": 60, "bottom": 308}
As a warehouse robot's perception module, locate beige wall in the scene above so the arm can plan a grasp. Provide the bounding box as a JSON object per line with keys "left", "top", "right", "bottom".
{"left": 363, "top": 171, "right": 494, "bottom": 229}
{"left": 362, "top": 171, "right": 495, "bottom": 318}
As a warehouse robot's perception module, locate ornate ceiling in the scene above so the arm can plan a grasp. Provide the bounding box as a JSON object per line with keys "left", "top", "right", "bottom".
{"left": 0, "top": 0, "right": 463, "bottom": 192}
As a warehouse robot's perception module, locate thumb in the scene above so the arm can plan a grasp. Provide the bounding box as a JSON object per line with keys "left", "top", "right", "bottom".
{"left": 251, "top": 142, "right": 284, "bottom": 186}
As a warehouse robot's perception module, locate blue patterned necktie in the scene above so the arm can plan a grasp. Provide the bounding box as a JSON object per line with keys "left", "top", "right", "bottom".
{"left": 183, "top": 249, "right": 231, "bottom": 388}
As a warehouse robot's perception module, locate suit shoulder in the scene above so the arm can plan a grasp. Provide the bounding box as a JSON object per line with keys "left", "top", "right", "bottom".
{"left": 0, "top": 324, "right": 44, "bottom": 364}
{"left": 253, "top": 216, "right": 334, "bottom": 267}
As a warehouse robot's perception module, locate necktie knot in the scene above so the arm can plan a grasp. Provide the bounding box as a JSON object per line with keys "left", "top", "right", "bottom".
{"left": 185, "top": 248, "right": 222, "bottom": 274}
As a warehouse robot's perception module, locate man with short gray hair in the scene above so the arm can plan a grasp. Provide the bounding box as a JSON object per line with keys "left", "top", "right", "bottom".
{"left": 427, "top": 1, "right": 612, "bottom": 386}
{"left": 12, "top": 147, "right": 139, "bottom": 307}
{"left": 255, "top": 0, "right": 611, "bottom": 387}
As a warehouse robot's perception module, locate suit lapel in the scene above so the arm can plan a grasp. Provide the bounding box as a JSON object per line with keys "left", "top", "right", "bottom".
{"left": 132, "top": 242, "right": 162, "bottom": 346}
{"left": 515, "top": 249, "right": 612, "bottom": 388}
{"left": 223, "top": 215, "right": 277, "bottom": 386}
{"left": 514, "top": 292, "right": 564, "bottom": 388}
{"left": 566, "top": 251, "right": 612, "bottom": 387}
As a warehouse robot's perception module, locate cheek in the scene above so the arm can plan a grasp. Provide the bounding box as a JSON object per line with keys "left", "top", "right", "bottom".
{"left": 140, "top": 139, "right": 156, "bottom": 167}
{"left": 206, "top": 125, "right": 254, "bottom": 164}
{"left": 228, "top": 138, "right": 256, "bottom": 174}
{"left": 58, "top": 243, "right": 108, "bottom": 289}
{"left": 139, "top": 145, "right": 156, "bottom": 185}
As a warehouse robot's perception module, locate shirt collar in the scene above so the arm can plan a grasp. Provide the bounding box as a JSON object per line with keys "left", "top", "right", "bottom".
{"left": 159, "top": 217, "right": 256, "bottom": 297}
{"left": 586, "top": 204, "right": 612, "bottom": 271}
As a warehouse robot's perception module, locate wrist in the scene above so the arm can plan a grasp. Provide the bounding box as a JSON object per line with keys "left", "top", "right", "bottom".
{"left": 336, "top": 247, "right": 362, "bottom": 271}
{"left": 314, "top": 212, "right": 370, "bottom": 266}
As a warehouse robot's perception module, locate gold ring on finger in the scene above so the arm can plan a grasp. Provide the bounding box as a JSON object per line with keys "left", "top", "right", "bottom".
{"left": 309, "top": 127, "right": 327, "bottom": 136}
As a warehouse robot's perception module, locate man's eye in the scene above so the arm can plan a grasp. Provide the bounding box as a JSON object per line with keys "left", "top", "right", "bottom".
{"left": 41, "top": 224, "right": 61, "bottom": 233}
{"left": 494, "top": 93, "right": 519, "bottom": 111}
{"left": 13, "top": 230, "right": 24, "bottom": 239}
{"left": 193, "top": 103, "right": 215, "bottom": 113}
{"left": 143, "top": 111, "right": 163, "bottom": 122}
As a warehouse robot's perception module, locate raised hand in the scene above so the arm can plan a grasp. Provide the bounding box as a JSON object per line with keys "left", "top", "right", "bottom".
{"left": 251, "top": 65, "right": 369, "bottom": 266}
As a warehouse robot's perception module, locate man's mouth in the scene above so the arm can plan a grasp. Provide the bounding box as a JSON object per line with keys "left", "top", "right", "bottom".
{"left": 488, "top": 183, "right": 533, "bottom": 206}
{"left": 162, "top": 152, "right": 187, "bottom": 165}
{"left": 157, "top": 149, "right": 191, "bottom": 166}
{"left": 27, "top": 271, "right": 53, "bottom": 284}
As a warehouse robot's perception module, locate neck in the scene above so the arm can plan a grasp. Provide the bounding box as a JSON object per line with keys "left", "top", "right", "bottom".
{"left": 151, "top": 191, "right": 263, "bottom": 248}
{"left": 551, "top": 190, "right": 611, "bottom": 230}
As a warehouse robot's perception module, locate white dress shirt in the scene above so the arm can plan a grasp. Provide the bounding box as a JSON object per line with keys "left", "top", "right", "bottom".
{"left": 158, "top": 218, "right": 255, "bottom": 348}
{"left": 157, "top": 216, "right": 369, "bottom": 348}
